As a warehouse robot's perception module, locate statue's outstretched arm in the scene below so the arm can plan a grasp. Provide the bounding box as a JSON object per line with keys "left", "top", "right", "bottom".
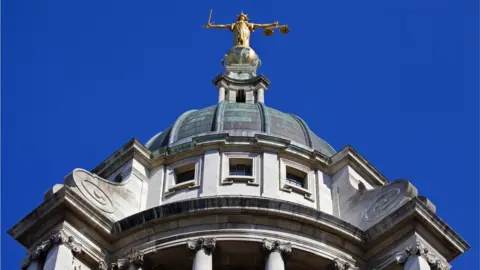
{"left": 252, "top": 22, "right": 279, "bottom": 29}
{"left": 206, "top": 23, "right": 232, "bottom": 29}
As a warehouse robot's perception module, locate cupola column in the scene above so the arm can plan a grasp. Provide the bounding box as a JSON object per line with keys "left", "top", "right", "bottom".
{"left": 187, "top": 238, "right": 216, "bottom": 270}
{"left": 215, "top": 80, "right": 228, "bottom": 103}
{"left": 257, "top": 88, "right": 265, "bottom": 103}
{"left": 218, "top": 86, "right": 226, "bottom": 103}
{"left": 262, "top": 239, "right": 292, "bottom": 270}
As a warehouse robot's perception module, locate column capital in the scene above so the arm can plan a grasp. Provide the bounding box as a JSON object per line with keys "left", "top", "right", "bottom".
{"left": 49, "top": 230, "right": 82, "bottom": 254}
{"left": 262, "top": 239, "right": 292, "bottom": 256}
{"left": 396, "top": 241, "right": 449, "bottom": 270}
{"left": 187, "top": 237, "right": 216, "bottom": 255}
{"left": 21, "top": 230, "right": 82, "bottom": 269}
{"left": 98, "top": 261, "right": 109, "bottom": 270}
{"left": 115, "top": 249, "right": 145, "bottom": 269}
{"left": 333, "top": 258, "right": 352, "bottom": 270}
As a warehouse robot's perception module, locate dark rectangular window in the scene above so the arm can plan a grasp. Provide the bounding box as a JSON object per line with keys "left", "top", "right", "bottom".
{"left": 175, "top": 164, "right": 195, "bottom": 184}
{"left": 286, "top": 166, "right": 307, "bottom": 188}
{"left": 236, "top": 90, "right": 246, "bottom": 103}
{"left": 229, "top": 158, "right": 253, "bottom": 176}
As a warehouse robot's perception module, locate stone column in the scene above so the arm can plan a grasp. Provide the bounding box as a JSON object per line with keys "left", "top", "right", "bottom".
{"left": 262, "top": 239, "right": 292, "bottom": 270}
{"left": 218, "top": 86, "right": 226, "bottom": 103}
{"left": 396, "top": 242, "right": 448, "bottom": 270}
{"left": 257, "top": 88, "right": 265, "bottom": 103}
{"left": 187, "top": 238, "right": 216, "bottom": 270}
{"left": 43, "top": 230, "right": 82, "bottom": 270}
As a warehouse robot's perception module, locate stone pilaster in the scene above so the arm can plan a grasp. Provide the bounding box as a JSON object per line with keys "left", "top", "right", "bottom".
{"left": 21, "top": 230, "right": 81, "bottom": 270}
{"left": 43, "top": 230, "right": 82, "bottom": 270}
{"left": 262, "top": 239, "right": 292, "bottom": 270}
{"left": 187, "top": 238, "right": 216, "bottom": 270}
{"left": 396, "top": 242, "right": 449, "bottom": 270}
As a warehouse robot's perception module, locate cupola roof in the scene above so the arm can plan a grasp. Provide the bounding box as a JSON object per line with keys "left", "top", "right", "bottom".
{"left": 146, "top": 102, "right": 335, "bottom": 158}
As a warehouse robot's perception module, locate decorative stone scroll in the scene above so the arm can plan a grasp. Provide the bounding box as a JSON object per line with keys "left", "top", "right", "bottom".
{"left": 262, "top": 239, "right": 292, "bottom": 257}
{"left": 342, "top": 179, "right": 418, "bottom": 230}
{"left": 396, "top": 242, "right": 448, "bottom": 270}
{"left": 21, "top": 230, "right": 82, "bottom": 269}
{"left": 187, "top": 237, "right": 217, "bottom": 255}
{"left": 72, "top": 169, "right": 115, "bottom": 213}
{"left": 363, "top": 188, "right": 401, "bottom": 222}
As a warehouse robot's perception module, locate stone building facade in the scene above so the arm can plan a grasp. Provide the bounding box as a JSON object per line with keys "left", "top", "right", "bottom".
{"left": 9, "top": 38, "right": 469, "bottom": 270}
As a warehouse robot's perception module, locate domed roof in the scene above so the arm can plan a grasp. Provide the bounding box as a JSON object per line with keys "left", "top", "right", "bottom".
{"left": 145, "top": 101, "right": 336, "bottom": 157}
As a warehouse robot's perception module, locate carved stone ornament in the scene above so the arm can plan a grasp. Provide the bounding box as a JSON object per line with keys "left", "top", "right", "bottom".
{"left": 115, "top": 249, "right": 145, "bottom": 269}
{"left": 187, "top": 237, "right": 217, "bottom": 255}
{"left": 363, "top": 188, "right": 402, "bottom": 222}
{"left": 262, "top": 239, "right": 292, "bottom": 256}
{"left": 21, "top": 230, "right": 82, "bottom": 269}
{"left": 72, "top": 169, "right": 115, "bottom": 213}
{"left": 98, "top": 261, "right": 109, "bottom": 270}
{"left": 396, "top": 241, "right": 448, "bottom": 270}
{"left": 333, "top": 258, "right": 351, "bottom": 270}
{"left": 127, "top": 249, "right": 144, "bottom": 266}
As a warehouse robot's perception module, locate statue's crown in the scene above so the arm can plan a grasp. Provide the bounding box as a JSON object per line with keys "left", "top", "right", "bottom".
{"left": 237, "top": 12, "right": 249, "bottom": 21}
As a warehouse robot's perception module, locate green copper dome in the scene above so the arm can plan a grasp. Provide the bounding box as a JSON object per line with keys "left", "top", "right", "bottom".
{"left": 145, "top": 101, "right": 336, "bottom": 157}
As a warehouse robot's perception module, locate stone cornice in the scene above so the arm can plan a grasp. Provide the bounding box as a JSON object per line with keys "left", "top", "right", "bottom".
{"left": 91, "top": 138, "right": 151, "bottom": 179}
{"left": 150, "top": 133, "right": 330, "bottom": 165}
{"left": 87, "top": 135, "right": 389, "bottom": 194}
{"left": 212, "top": 73, "right": 271, "bottom": 88}
{"left": 9, "top": 186, "right": 469, "bottom": 270}
{"left": 21, "top": 230, "right": 82, "bottom": 269}
{"left": 112, "top": 196, "right": 365, "bottom": 242}
{"left": 9, "top": 190, "right": 469, "bottom": 267}
{"left": 8, "top": 187, "right": 114, "bottom": 257}
{"left": 328, "top": 145, "right": 387, "bottom": 187}
{"left": 366, "top": 197, "right": 470, "bottom": 261}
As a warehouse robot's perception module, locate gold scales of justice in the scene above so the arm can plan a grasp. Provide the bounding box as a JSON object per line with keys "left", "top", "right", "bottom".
{"left": 203, "top": 10, "right": 289, "bottom": 47}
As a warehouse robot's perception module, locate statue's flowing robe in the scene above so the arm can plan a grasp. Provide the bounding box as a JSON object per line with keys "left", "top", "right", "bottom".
{"left": 231, "top": 21, "right": 253, "bottom": 47}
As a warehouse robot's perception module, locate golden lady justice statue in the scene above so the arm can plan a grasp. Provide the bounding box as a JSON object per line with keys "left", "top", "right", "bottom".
{"left": 203, "top": 10, "right": 289, "bottom": 47}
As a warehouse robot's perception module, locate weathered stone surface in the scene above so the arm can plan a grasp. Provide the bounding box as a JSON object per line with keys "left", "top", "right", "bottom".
{"left": 340, "top": 179, "right": 418, "bottom": 230}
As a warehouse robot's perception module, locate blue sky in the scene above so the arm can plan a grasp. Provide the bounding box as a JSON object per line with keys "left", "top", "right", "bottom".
{"left": 2, "top": 0, "right": 478, "bottom": 268}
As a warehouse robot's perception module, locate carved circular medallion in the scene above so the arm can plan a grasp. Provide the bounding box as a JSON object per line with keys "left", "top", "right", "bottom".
{"left": 363, "top": 188, "right": 401, "bottom": 222}
{"left": 74, "top": 169, "right": 115, "bottom": 213}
